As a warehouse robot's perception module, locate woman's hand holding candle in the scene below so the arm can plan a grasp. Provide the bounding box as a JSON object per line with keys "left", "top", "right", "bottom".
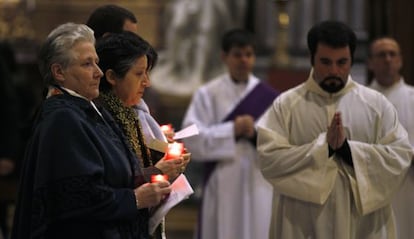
{"left": 133, "top": 181, "right": 171, "bottom": 208}
{"left": 154, "top": 142, "right": 188, "bottom": 180}
{"left": 155, "top": 156, "right": 183, "bottom": 180}
{"left": 181, "top": 148, "right": 191, "bottom": 173}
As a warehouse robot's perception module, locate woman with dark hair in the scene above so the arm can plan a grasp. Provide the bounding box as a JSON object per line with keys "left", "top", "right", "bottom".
{"left": 87, "top": 4, "right": 175, "bottom": 163}
{"left": 96, "top": 31, "right": 190, "bottom": 239}
{"left": 96, "top": 31, "right": 185, "bottom": 185}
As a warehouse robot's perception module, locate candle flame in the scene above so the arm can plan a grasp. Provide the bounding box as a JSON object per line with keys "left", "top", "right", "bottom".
{"left": 160, "top": 124, "right": 172, "bottom": 132}
{"left": 151, "top": 174, "right": 168, "bottom": 183}
{"left": 165, "top": 142, "right": 184, "bottom": 160}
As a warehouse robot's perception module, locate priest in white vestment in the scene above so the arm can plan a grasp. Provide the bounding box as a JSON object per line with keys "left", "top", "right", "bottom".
{"left": 257, "top": 21, "right": 413, "bottom": 239}
{"left": 368, "top": 37, "right": 414, "bottom": 239}
{"left": 182, "top": 29, "right": 276, "bottom": 239}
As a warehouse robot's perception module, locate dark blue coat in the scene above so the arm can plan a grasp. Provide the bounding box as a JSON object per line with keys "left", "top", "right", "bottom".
{"left": 12, "top": 93, "right": 149, "bottom": 239}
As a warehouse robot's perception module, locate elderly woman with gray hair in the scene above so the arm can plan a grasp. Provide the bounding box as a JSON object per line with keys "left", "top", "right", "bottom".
{"left": 11, "top": 23, "right": 171, "bottom": 239}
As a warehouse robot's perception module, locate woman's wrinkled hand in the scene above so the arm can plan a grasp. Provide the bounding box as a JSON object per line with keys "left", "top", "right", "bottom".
{"left": 155, "top": 156, "right": 183, "bottom": 180}
{"left": 134, "top": 181, "right": 171, "bottom": 208}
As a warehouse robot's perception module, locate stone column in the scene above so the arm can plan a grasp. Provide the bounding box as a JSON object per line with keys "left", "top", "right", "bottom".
{"left": 332, "top": 0, "right": 347, "bottom": 22}
{"left": 317, "top": 0, "right": 331, "bottom": 21}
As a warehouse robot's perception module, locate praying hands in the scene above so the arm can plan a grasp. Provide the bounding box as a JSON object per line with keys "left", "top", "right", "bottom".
{"left": 327, "top": 112, "right": 346, "bottom": 150}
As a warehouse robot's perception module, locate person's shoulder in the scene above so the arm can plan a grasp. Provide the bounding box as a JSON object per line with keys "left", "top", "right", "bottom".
{"left": 201, "top": 74, "right": 227, "bottom": 90}
{"left": 263, "top": 83, "right": 306, "bottom": 114}
{"left": 41, "top": 95, "right": 93, "bottom": 122}
{"left": 191, "top": 74, "right": 228, "bottom": 98}
{"left": 399, "top": 83, "right": 414, "bottom": 102}
{"left": 353, "top": 83, "right": 394, "bottom": 109}
{"left": 354, "top": 83, "right": 385, "bottom": 98}
{"left": 275, "top": 83, "right": 307, "bottom": 103}
{"left": 402, "top": 81, "right": 414, "bottom": 93}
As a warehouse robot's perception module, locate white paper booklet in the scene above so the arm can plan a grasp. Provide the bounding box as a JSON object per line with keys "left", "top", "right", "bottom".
{"left": 147, "top": 124, "right": 199, "bottom": 152}
{"left": 149, "top": 174, "right": 194, "bottom": 234}
{"left": 173, "top": 123, "right": 199, "bottom": 140}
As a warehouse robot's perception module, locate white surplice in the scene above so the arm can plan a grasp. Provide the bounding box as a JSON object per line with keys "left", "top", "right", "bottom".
{"left": 257, "top": 74, "right": 413, "bottom": 239}
{"left": 369, "top": 78, "right": 414, "bottom": 239}
{"left": 182, "top": 73, "right": 273, "bottom": 239}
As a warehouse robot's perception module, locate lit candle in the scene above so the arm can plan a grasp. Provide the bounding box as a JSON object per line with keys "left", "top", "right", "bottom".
{"left": 165, "top": 142, "right": 184, "bottom": 160}
{"left": 160, "top": 124, "right": 175, "bottom": 142}
{"left": 151, "top": 174, "right": 168, "bottom": 183}
{"left": 160, "top": 124, "right": 173, "bottom": 134}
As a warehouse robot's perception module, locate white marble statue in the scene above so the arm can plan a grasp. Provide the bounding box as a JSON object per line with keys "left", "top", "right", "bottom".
{"left": 151, "top": 0, "right": 247, "bottom": 96}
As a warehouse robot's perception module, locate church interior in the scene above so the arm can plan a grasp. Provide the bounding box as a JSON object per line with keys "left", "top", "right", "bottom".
{"left": 1, "top": 0, "right": 414, "bottom": 238}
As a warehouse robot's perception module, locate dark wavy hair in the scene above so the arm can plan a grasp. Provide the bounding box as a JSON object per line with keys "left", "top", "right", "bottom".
{"left": 95, "top": 31, "right": 158, "bottom": 93}
{"left": 307, "top": 20, "right": 357, "bottom": 65}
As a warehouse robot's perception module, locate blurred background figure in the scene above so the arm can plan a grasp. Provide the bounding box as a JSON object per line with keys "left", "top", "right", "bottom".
{"left": 368, "top": 37, "right": 414, "bottom": 239}
{"left": 182, "top": 29, "right": 277, "bottom": 239}
{"left": 86, "top": 4, "right": 138, "bottom": 39}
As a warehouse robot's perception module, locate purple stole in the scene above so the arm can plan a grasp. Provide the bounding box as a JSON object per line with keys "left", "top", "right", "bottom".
{"left": 203, "top": 81, "right": 279, "bottom": 183}
{"left": 223, "top": 81, "right": 280, "bottom": 122}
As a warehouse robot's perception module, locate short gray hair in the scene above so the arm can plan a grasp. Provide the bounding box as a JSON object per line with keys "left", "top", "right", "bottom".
{"left": 38, "top": 22, "right": 95, "bottom": 85}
